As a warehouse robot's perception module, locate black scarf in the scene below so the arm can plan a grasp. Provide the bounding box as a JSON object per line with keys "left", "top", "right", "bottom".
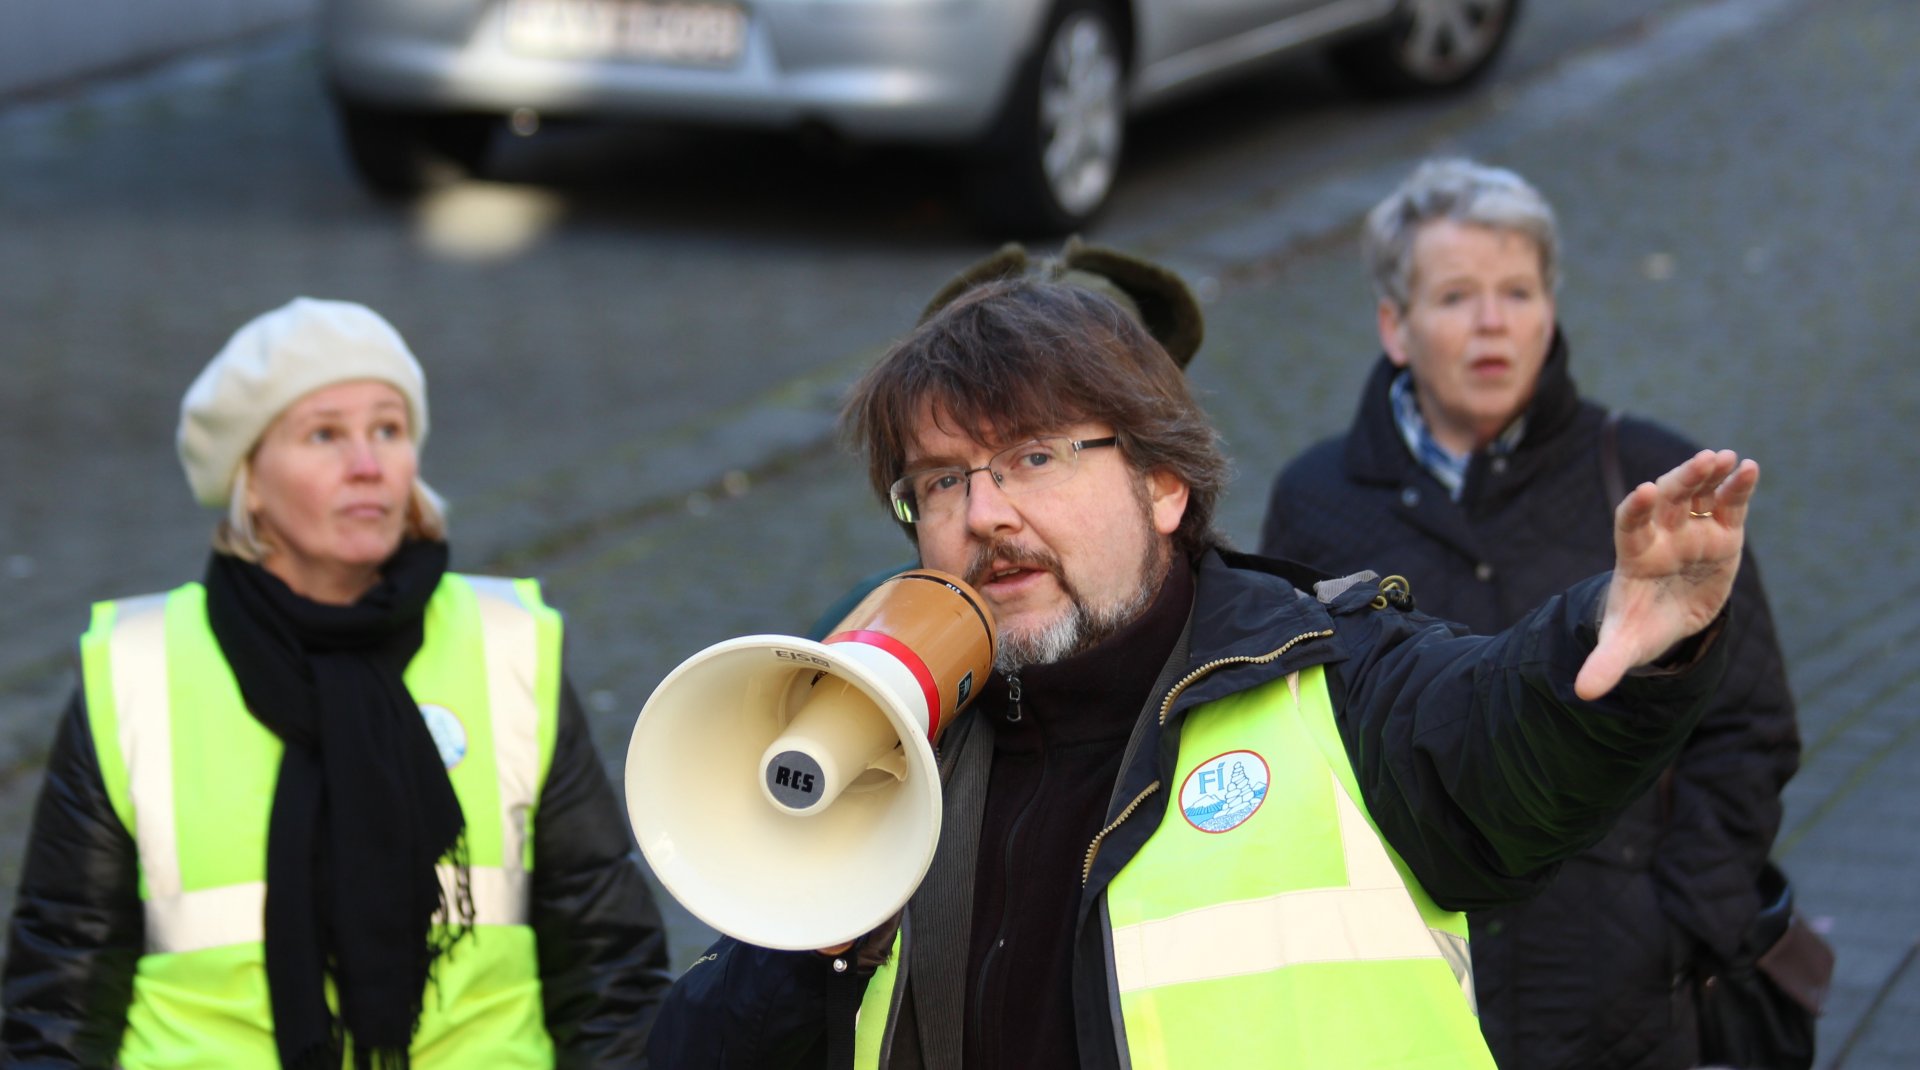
{"left": 204, "top": 540, "right": 472, "bottom": 1070}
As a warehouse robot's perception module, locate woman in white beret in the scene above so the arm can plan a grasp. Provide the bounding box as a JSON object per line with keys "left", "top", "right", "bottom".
{"left": 1, "top": 298, "right": 670, "bottom": 1069}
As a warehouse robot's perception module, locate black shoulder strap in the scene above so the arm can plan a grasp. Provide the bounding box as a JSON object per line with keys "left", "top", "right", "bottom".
{"left": 906, "top": 711, "right": 993, "bottom": 1069}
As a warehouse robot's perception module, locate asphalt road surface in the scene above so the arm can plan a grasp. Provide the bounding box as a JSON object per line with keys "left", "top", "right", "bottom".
{"left": 2, "top": 0, "right": 1915, "bottom": 1063}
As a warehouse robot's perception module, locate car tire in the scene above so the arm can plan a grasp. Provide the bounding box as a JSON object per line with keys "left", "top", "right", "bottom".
{"left": 1331, "top": 0, "right": 1522, "bottom": 96}
{"left": 967, "top": 0, "right": 1127, "bottom": 238}
{"left": 332, "top": 99, "right": 496, "bottom": 198}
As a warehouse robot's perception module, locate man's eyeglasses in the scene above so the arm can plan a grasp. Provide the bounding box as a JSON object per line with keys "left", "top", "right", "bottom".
{"left": 888, "top": 436, "right": 1118, "bottom": 525}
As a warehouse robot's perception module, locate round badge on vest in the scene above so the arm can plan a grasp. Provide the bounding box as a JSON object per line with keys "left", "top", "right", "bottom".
{"left": 1179, "top": 750, "right": 1270, "bottom": 833}
{"left": 419, "top": 703, "right": 469, "bottom": 769}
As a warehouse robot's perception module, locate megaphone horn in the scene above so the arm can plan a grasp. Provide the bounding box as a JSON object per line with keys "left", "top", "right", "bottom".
{"left": 625, "top": 569, "right": 996, "bottom": 951}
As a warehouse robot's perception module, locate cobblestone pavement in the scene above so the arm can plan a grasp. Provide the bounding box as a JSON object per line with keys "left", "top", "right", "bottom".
{"left": 3, "top": 0, "right": 1916, "bottom": 1064}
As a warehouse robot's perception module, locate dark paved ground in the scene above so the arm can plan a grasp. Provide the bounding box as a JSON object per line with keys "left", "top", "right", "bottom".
{"left": 2, "top": 0, "right": 1914, "bottom": 1063}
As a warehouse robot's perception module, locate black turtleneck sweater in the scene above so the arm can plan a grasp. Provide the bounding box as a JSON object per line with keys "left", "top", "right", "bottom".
{"left": 962, "top": 560, "right": 1194, "bottom": 1068}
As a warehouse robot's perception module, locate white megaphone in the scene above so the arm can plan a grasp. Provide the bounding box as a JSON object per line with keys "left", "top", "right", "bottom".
{"left": 624, "top": 569, "right": 997, "bottom": 951}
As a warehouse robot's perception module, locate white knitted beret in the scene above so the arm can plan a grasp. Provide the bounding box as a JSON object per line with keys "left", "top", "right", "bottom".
{"left": 177, "top": 297, "right": 430, "bottom": 508}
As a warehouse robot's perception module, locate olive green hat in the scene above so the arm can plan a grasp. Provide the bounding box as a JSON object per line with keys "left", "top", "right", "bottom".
{"left": 918, "top": 236, "right": 1205, "bottom": 369}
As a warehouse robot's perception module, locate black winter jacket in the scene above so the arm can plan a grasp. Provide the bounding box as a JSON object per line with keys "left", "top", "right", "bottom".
{"left": 0, "top": 664, "right": 673, "bottom": 1069}
{"left": 646, "top": 548, "right": 1732, "bottom": 1069}
{"left": 1259, "top": 333, "right": 1800, "bottom": 1070}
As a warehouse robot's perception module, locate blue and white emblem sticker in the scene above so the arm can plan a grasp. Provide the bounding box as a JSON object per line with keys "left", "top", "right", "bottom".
{"left": 1179, "top": 750, "right": 1270, "bottom": 833}
{"left": 419, "top": 704, "right": 468, "bottom": 769}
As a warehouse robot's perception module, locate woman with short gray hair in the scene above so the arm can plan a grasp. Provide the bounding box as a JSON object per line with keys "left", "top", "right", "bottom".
{"left": 1362, "top": 157, "right": 1561, "bottom": 314}
{"left": 1262, "top": 158, "right": 1804, "bottom": 1069}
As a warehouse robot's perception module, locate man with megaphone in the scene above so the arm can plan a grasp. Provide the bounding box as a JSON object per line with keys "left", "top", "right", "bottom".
{"left": 643, "top": 276, "right": 1761, "bottom": 1070}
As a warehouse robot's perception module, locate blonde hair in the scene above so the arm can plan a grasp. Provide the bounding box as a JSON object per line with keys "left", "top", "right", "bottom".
{"left": 213, "top": 464, "right": 449, "bottom": 562}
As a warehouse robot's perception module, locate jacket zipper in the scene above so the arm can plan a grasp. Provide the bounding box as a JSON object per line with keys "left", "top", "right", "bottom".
{"left": 1080, "top": 627, "right": 1333, "bottom": 884}
{"left": 972, "top": 690, "right": 1046, "bottom": 1058}
{"left": 1154, "top": 627, "right": 1333, "bottom": 726}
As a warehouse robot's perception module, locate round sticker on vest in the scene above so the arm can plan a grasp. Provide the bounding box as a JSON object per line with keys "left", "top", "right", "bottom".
{"left": 419, "top": 704, "right": 468, "bottom": 769}
{"left": 1179, "top": 750, "right": 1270, "bottom": 833}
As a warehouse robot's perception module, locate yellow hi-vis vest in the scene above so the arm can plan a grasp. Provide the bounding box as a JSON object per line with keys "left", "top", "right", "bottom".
{"left": 854, "top": 666, "right": 1495, "bottom": 1069}
{"left": 80, "top": 574, "right": 563, "bottom": 1070}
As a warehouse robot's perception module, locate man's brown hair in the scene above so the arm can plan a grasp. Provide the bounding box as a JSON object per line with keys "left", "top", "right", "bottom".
{"left": 842, "top": 278, "right": 1228, "bottom": 558}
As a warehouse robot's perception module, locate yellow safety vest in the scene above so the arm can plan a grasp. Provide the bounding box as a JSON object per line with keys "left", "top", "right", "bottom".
{"left": 80, "top": 574, "right": 563, "bottom": 1069}
{"left": 854, "top": 666, "right": 1494, "bottom": 1069}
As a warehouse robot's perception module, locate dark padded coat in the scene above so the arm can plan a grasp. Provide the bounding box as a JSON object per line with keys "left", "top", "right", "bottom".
{"left": 646, "top": 547, "right": 1733, "bottom": 1069}
{"left": 1, "top": 665, "right": 673, "bottom": 1069}
{"left": 1259, "top": 332, "right": 1800, "bottom": 1070}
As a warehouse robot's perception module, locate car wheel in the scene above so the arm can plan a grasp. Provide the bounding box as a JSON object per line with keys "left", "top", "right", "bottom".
{"left": 332, "top": 99, "right": 496, "bottom": 198}
{"left": 969, "top": 0, "right": 1126, "bottom": 237}
{"left": 1331, "top": 0, "right": 1522, "bottom": 96}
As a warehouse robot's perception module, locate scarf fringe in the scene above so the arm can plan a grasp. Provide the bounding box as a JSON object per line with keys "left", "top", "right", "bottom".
{"left": 429, "top": 830, "right": 477, "bottom": 963}
{"left": 353, "top": 1047, "right": 414, "bottom": 1070}
{"left": 283, "top": 1030, "right": 341, "bottom": 1070}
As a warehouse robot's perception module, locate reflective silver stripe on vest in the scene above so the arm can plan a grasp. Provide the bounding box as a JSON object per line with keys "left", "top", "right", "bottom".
{"left": 463, "top": 575, "right": 542, "bottom": 873}
{"left": 1433, "top": 927, "right": 1478, "bottom": 1014}
{"left": 1111, "top": 770, "right": 1442, "bottom": 994}
{"left": 108, "top": 595, "right": 180, "bottom": 900}
{"left": 145, "top": 865, "right": 532, "bottom": 954}
{"left": 112, "top": 577, "right": 549, "bottom": 955}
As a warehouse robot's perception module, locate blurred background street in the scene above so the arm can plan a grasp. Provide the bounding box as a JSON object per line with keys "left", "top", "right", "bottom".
{"left": 2, "top": 0, "right": 1915, "bottom": 1064}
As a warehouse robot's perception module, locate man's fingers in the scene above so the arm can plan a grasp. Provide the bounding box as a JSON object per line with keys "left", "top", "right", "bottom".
{"left": 1593, "top": 452, "right": 1756, "bottom": 700}
{"left": 1657, "top": 450, "right": 1726, "bottom": 523}
{"left": 1615, "top": 479, "right": 1659, "bottom": 532}
{"left": 1634, "top": 450, "right": 1758, "bottom": 531}
{"left": 1707, "top": 458, "right": 1761, "bottom": 528}
{"left": 1575, "top": 642, "right": 1628, "bottom": 701}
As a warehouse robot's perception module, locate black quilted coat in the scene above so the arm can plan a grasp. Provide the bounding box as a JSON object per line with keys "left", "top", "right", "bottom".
{"left": 1259, "top": 331, "right": 1801, "bottom": 1070}
{"left": 1, "top": 670, "right": 672, "bottom": 1068}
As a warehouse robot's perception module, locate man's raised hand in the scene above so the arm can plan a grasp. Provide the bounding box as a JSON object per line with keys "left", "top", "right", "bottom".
{"left": 1574, "top": 450, "right": 1760, "bottom": 700}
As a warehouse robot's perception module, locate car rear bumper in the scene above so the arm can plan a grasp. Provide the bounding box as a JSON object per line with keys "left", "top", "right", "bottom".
{"left": 321, "top": 0, "right": 1040, "bottom": 141}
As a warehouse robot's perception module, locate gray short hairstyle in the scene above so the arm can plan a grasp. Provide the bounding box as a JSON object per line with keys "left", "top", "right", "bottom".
{"left": 1363, "top": 158, "right": 1559, "bottom": 311}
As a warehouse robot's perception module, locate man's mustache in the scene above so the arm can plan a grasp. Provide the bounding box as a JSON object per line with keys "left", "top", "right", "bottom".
{"left": 964, "top": 541, "right": 1064, "bottom": 592}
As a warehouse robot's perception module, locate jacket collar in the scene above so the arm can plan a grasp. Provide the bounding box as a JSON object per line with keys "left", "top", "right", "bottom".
{"left": 1162, "top": 550, "right": 1350, "bottom": 723}
{"left": 1343, "top": 327, "right": 1580, "bottom": 488}
{"left": 982, "top": 559, "right": 1193, "bottom": 748}
{"left": 1074, "top": 549, "right": 1355, "bottom": 908}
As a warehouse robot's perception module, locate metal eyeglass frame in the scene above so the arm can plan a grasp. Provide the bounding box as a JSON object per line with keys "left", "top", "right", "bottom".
{"left": 888, "top": 436, "right": 1118, "bottom": 524}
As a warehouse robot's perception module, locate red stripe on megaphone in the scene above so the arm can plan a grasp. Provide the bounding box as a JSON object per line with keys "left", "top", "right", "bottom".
{"left": 823, "top": 629, "right": 942, "bottom": 740}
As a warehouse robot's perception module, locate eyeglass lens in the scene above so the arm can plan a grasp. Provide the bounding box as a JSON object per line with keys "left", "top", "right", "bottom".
{"left": 890, "top": 437, "right": 1111, "bottom": 524}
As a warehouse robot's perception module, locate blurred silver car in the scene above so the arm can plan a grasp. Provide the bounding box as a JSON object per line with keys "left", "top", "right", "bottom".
{"left": 322, "top": 0, "right": 1521, "bottom": 233}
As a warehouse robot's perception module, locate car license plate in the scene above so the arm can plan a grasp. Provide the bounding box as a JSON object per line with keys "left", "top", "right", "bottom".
{"left": 502, "top": 0, "right": 747, "bottom": 65}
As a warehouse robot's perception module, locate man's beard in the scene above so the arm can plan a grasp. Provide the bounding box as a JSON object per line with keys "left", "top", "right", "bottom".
{"left": 965, "top": 488, "right": 1171, "bottom": 672}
